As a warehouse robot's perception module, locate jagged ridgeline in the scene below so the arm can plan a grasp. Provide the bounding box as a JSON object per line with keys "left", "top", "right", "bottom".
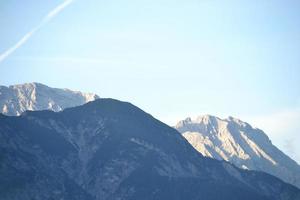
{"left": 0, "top": 99, "right": 299, "bottom": 200}
{"left": 0, "top": 82, "right": 99, "bottom": 116}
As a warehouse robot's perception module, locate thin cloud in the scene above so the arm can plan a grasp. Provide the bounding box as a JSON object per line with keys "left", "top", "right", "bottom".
{"left": 13, "top": 56, "right": 135, "bottom": 66}
{"left": 0, "top": 0, "right": 74, "bottom": 63}
{"left": 13, "top": 56, "right": 171, "bottom": 69}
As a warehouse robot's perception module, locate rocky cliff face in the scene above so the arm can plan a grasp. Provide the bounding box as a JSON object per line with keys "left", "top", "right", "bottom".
{"left": 0, "top": 99, "right": 299, "bottom": 200}
{"left": 0, "top": 82, "right": 99, "bottom": 116}
{"left": 175, "top": 115, "right": 300, "bottom": 189}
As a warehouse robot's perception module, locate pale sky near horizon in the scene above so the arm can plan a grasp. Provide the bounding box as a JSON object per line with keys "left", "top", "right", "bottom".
{"left": 0, "top": 0, "right": 300, "bottom": 163}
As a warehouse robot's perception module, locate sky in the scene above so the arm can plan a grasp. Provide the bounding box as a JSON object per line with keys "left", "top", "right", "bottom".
{"left": 0, "top": 0, "right": 299, "bottom": 163}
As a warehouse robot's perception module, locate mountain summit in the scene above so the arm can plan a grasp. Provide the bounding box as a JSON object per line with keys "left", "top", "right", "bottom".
{"left": 175, "top": 115, "right": 300, "bottom": 188}
{"left": 0, "top": 99, "right": 299, "bottom": 200}
{"left": 0, "top": 82, "right": 99, "bottom": 115}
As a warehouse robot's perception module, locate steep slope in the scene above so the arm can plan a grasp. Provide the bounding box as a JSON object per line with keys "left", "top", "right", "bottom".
{"left": 0, "top": 99, "right": 300, "bottom": 200}
{"left": 175, "top": 115, "right": 300, "bottom": 189}
{"left": 0, "top": 82, "right": 99, "bottom": 116}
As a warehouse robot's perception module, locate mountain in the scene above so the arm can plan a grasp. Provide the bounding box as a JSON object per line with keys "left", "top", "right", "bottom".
{"left": 0, "top": 82, "right": 99, "bottom": 116}
{"left": 1, "top": 99, "right": 300, "bottom": 200}
{"left": 175, "top": 115, "right": 300, "bottom": 189}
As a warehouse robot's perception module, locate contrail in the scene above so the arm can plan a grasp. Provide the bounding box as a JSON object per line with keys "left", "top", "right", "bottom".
{"left": 0, "top": 0, "right": 74, "bottom": 63}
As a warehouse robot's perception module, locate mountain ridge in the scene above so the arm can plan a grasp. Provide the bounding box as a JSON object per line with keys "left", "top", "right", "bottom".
{"left": 0, "top": 82, "right": 99, "bottom": 116}
{"left": 0, "top": 99, "right": 300, "bottom": 199}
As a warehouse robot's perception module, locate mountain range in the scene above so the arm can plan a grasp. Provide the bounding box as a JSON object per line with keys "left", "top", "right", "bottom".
{"left": 0, "top": 99, "right": 300, "bottom": 200}
{"left": 0, "top": 83, "right": 300, "bottom": 199}
{"left": 175, "top": 115, "right": 300, "bottom": 189}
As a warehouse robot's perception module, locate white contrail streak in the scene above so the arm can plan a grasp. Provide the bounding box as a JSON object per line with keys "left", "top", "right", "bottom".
{"left": 44, "top": 0, "right": 73, "bottom": 22}
{"left": 0, "top": 0, "right": 74, "bottom": 63}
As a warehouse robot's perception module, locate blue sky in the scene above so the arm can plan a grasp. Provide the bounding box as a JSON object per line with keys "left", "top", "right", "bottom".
{"left": 0, "top": 0, "right": 300, "bottom": 162}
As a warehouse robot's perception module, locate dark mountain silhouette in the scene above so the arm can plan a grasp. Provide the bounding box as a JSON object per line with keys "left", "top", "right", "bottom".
{"left": 0, "top": 99, "right": 299, "bottom": 200}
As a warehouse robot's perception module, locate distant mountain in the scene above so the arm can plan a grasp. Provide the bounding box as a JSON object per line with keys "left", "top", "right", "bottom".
{"left": 175, "top": 115, "right": 300, "bottom": 189}
{"left": 0, "top": 82, "right": 99, "bottom": 116}
{"left": 0, "top": 99, "right": 299, "bottom": 200}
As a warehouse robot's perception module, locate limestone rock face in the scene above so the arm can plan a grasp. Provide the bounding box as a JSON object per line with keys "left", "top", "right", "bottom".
{"left": 0, "top": 82, "right": 99, "bottom": 116}
{"left": 175, "top": 115, "right": 300, "bottom": 189}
